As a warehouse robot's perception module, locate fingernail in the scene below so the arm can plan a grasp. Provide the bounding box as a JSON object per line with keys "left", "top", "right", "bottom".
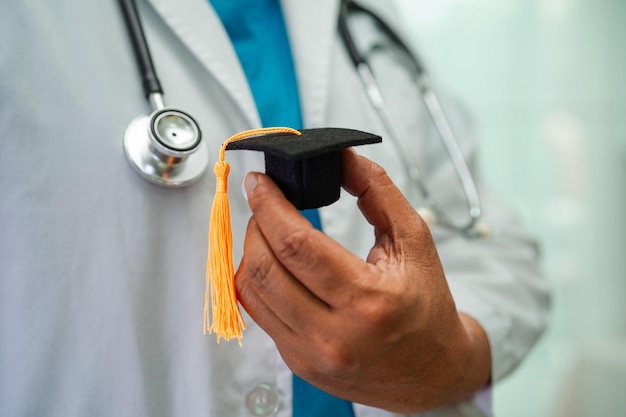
{"left": 244, "top": 172, "right": 258, "bottom": 197}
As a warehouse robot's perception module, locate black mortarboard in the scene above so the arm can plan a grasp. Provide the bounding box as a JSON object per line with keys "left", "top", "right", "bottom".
{"left": 226, "top": 127, "right": 382, "bottom": 209}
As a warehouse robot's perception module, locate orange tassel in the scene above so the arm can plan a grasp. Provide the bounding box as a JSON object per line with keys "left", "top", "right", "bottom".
{"left": 205, "top": 127, "right": 301, "bottom": 344}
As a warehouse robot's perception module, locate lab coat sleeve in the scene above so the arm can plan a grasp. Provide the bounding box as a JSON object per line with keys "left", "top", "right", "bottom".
{"left": 425, "top": 104, "right": 551, "bottom": 382}
{"left": 349, "top": 0, "right": 551, "bottom": 383}
{"left": 438, "top": 194, "right": 551, "bottom": 383}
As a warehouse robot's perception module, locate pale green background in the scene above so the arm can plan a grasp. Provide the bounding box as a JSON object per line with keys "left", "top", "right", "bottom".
{"left": 392, "top": 0, "right": 626, "bottom": 415}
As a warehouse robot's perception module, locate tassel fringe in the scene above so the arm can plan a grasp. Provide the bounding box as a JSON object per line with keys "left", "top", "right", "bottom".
{"left": 205, "top": 127, "right": 301, "bottom": 345}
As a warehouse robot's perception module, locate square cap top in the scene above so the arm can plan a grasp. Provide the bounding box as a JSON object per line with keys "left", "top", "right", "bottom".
{"left": 225, "top": 127, "right": 382, "bottom": 209}
{"left": 226, "top": 128, "right": 381, "bottom": 159}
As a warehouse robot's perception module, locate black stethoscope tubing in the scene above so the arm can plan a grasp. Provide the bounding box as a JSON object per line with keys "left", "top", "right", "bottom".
{"left": 339, "top": 0, "right": 426, "bottom": 75}
{"left": 119, "top": 0, "right": 163, "bottom": 98}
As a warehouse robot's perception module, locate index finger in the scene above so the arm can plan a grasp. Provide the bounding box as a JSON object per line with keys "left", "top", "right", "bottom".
{"left": 244, "top": 172, "right": 372, "bottom": 308}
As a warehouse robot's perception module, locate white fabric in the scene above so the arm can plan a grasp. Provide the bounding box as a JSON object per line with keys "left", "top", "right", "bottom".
{"left": 0, "top": 0, "right": 549, "bottom": 416}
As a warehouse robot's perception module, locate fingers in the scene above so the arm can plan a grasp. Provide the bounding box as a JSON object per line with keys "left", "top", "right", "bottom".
{"left": 236, "top": 217, "right": 331, "bottom": 336}
{"left": 340, "top": 149, "right": 434, "bottom": 267}
{"left": 236, "top": 216, "right": 368, "bottom": 379}
{"left": 341, "top": 149, "right": 427, "bottom": 239}
{"left": 243, "top": 172, "right": 373, "bottom": 307}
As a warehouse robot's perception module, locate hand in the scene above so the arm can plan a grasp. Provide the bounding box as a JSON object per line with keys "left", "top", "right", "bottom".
{"left": 235, "top": 149, "right": 491, "bottom": 413}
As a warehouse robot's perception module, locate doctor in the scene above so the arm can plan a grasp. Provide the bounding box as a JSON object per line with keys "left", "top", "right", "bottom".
{"left": 0, "top": 1, "right": 549, "bottom": 417}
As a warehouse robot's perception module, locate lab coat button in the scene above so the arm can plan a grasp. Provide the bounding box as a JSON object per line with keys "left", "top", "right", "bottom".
{"left": 245, "top": 383, "right": 280, "bottom": 416}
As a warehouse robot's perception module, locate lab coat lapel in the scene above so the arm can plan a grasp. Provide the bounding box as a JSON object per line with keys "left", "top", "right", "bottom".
{"left": 145, "top": 0, "right": 261, "bottom": 128}
{"left": 281, "top": 0, "right": 341, "bottom": 128}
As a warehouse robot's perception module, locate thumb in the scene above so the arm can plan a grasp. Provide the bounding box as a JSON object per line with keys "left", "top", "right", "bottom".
{"left": 341, "top": 149, "right": 428, "bottom": 239}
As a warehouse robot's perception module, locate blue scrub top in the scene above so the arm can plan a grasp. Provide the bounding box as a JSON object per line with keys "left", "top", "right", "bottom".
{"left": 209, "top": 1, "right": 354, "bottom": 416}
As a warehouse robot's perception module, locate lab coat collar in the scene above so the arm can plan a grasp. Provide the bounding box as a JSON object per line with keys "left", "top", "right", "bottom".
{"left": 281, "top": 0, "right": 341, "bottom": 128}
{"left": 145, "top": 0, "right": 262, "bottom": 128}
{"left": 145, "top": 0, "right": 341, "bottom": 131}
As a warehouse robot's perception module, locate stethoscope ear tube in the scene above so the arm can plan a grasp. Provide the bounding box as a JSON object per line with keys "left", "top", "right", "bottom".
{"left": 338, "top": 2, "right": 364, "bottom": 67}
{"left": 341, "top": 0, "right": 426, "bottom": 75}
{"left": 118, "top": 0, "right": 162, "bottom": 98}
{"left": 341, "top": 0, "right": 483, "bottom": 236}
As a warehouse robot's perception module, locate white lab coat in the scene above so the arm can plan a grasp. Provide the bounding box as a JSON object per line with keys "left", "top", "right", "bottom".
{"left": 0, "top": 0, "right": 549, "bottom": 416}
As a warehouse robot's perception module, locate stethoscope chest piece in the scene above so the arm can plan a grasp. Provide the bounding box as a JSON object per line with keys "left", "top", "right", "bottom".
{"left": 124, "top": 108, "right": 209, "bottom": 187}
{"left": 119, "top": 0, "right": 208, "bottom": 187}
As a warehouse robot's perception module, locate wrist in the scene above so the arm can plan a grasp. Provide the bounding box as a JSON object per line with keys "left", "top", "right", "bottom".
{"left": 406, "top": 313, "right": 492, "bottom": 413}
{"left": 457, "top": 313, "right": 492, "bottom": 395}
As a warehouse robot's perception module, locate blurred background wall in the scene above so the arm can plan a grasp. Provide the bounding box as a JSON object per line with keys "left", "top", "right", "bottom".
{"left": 391, "top": 0, "right": 626, "bottom": 415}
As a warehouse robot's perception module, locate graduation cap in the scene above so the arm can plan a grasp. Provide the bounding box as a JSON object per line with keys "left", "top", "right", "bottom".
{"left": 204, "top": 127, "right": 382, "bottom": 345}
{"left": 226, "top": 127, "right": 382, "bottom": 209}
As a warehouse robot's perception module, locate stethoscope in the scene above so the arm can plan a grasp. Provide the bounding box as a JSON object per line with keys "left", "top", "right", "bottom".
{"left": 339, "top": 0, "right": 482, "bottom": 235}
{"left": 119, "top": 0, "right": 208, "bottom": 187}
{"left": 119, "top": 0, "right": 483, "bottom": 235}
